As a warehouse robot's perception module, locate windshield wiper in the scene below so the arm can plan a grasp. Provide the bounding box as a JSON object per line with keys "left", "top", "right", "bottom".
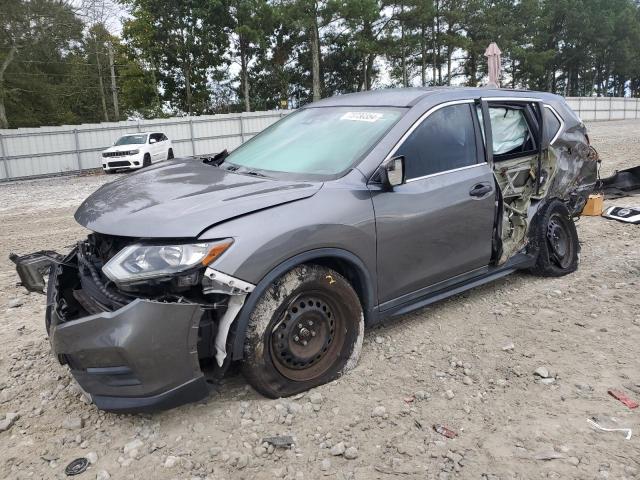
{"left": 202, "top": 149, "right": 228, "bottom": 166}
{"left": 242, "top": 169, "right": 268, "bottom": 178}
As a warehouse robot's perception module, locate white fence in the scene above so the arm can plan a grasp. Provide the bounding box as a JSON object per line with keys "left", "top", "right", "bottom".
{"left": 565, "top": 97, "right": 640, "bottom": 121}
{"left": 2, "top": 96, "right": 640, "bottom": 181}
{"left": 0, "top": 110, "right": 289, "bottom": 181}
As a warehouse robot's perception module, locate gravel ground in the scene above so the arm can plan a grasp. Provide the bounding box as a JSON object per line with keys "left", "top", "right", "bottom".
{"left": 0, "top": 120, "right": 639, "bottom": 480}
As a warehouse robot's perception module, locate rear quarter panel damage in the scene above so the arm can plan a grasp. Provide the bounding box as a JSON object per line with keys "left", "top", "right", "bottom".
{"left": 545, "top": 146, "right": 596, "bottom": 213}
{"left": 545, "top": 99, "right": 598, "bottom": 211}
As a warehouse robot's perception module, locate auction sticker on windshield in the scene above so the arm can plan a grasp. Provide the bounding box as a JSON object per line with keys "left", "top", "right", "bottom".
{"left": 341, "top": 112, "right": 384, "bottom": 122}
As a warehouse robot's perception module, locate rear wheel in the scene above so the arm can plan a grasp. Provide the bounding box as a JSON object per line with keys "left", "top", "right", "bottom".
{"left": 529, "top": 199, "right": 580, "bottom": 277}
{"left": 142, "top": 153, "right": 151, "bottom": 167}
{"left": 242, "top": 265, "right": 364, "bottom": 398}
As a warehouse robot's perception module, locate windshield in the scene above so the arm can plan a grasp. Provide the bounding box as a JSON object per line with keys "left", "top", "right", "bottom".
{"left": 114, "top": 134, "right": 147, "bottom": 146}
{"left": 224, "top": 107, "right": 403, "bottom": 178}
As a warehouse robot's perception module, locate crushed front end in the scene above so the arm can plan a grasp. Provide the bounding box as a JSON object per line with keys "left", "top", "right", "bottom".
{"left": 11, "top": 233, "right": 253, "bottom": 412}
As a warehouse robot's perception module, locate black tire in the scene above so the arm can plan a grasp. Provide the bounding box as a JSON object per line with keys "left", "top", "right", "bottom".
{"left": 242, "top": 265, "right": 364, "bottom": 398}
{"left": 529, "top": 199, "right": 580, "bottom": 277}
{"left": 142, "top": 154, "right": 151, "bottom": 167}
{"left": 104, "top": 169, "right": 116, "bottom": 175}
{"left": 167, "top": 149, "right": 174, "bottom": 160}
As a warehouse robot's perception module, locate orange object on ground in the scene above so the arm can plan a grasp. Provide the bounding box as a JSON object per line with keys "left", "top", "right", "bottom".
{"left": 582, "top": 194, "right": 604, "bottom": 216}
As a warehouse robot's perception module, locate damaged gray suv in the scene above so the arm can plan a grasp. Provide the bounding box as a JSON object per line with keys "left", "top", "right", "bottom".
{"left": 12, "top": 88, "right": 597, "bottom": 412}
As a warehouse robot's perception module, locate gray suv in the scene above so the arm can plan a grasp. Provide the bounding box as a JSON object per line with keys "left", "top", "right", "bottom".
{"left": 12, "top": 88, "right": 597, "bottom": 412}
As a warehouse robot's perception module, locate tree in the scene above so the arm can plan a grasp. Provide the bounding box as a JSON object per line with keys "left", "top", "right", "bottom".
{"left": 5, "top": 0, "right": 640, "bottom": 129}
{"left": 230, "top": 0, "right": 273, "bottom": 111}
{"left": 327, "top": 0, "right": 389, "bottom": 91}
{"left": 384, "top": 0, "right": 431, "bottom": 87}
{"left": 404, "top": 0, "right": 436, "bottom": 87}
{"left": 0, "top": 0, "right": 84, "bottom": 128}
{"left": 250, "top": 6, "right": 301, "bottom": 109}
{"left": 281, "top": 0, "right": 326, "bottom": 101}
{"left": 121, "top": 0, "right": 232, "bottom": 115}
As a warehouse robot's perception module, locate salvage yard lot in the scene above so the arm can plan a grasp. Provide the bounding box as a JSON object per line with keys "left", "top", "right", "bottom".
{"left": 0, "top": 120, "right": 639, "bottom": 480}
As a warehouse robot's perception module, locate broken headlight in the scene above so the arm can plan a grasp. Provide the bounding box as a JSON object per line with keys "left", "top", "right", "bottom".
{"left": 102, "top": 240, "right": 233, "bottom": 285}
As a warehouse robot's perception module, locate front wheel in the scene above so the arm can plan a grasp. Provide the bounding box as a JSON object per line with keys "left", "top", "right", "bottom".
{"left": 142, "top": 153, "right": 151, "bottom": 167}
{"left": 167, "top": 148, "right": 174, "bottom": 160}
{"left": 242, "top": 265, "right": 364, "bottom": 398}
{"left": 529, "top": 199, "right": 580, "bottom": 277}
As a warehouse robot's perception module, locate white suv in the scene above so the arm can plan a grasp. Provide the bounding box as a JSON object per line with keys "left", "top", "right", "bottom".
{"left": 101, "top": 132, "right": 174, "bottom": 173}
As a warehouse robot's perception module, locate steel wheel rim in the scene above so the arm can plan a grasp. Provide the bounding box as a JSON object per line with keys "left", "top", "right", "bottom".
{"left": 546, "top": 214, "right": 572, "bottom": 269}
{"left": 270, "top": 291, "right": 346, "bottom": 382}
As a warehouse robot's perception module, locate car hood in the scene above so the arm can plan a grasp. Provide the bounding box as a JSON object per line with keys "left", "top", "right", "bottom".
{"left": 103, "top": 144, "right": 145, "bottom": 153}
{"left": 75, "top": 158, "right": 322, "bottom": 238}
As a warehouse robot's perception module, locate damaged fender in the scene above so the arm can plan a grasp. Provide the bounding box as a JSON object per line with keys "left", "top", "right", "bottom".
{"left": 202, "top": 267, "right": 255, "bottom": 366}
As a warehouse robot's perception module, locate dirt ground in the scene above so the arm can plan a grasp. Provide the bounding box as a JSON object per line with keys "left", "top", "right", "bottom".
{"left": 0, "top": 120, "right": 639, "bottom": 480}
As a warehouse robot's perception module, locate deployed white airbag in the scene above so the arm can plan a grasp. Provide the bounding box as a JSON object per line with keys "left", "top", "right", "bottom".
{"left": 477, "top": 107, "right": 529, "bottom": 155}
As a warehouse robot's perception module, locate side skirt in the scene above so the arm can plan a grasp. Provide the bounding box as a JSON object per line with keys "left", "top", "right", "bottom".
{"left": 375, "top": 253, "right": 535, "bottom": 321}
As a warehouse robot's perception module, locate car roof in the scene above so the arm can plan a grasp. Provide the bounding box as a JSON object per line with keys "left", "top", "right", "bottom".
{"left": 307, "top": 87, "right": 562, "bottom": 108}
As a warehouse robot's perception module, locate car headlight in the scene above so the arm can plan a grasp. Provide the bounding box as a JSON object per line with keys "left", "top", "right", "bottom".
{"left": 129, "top": 149, "right": 140, "bottom": 155}
{"left": 102, "top": 239, "right": 233, "bottom": 285}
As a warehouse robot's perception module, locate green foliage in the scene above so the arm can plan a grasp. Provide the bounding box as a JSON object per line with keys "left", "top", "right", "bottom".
{"left": 121, "top": 0, "right": 232, "bottom": 115}
{"left": 249, "top": 9, "right": 304, "bottom": 109}
{"left": 2, "top": 0, "right": 640, "bottom": 128}
{"left": 1, "top": 0, "right": 84, "bottom": 127}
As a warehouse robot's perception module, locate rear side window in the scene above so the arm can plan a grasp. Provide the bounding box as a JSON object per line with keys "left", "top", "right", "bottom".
{"left": 477, "top": 104, "right": 539, "bottom": 161}
{"left": 396, "top": 104, "right": 478, "bottom": 180}
{"left": 489, "top": 108, "right": 529, "bottom": 155}
{"left": 543, "top": 107, "right": 562, "bottom": 143}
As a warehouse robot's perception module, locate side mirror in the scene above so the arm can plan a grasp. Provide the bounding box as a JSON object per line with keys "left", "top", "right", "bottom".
{"left": 382, "top": 156, "right": 405, "bottom": 188}
{"left": 149, "top": 138, "right": 157, "bottom": 144}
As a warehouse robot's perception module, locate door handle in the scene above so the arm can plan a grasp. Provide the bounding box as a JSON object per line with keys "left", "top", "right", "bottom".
{"left": 469, "top": 183, "right": 492, "bottom": 198}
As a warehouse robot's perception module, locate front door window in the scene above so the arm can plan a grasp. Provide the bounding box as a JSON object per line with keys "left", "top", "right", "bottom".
{"left": 395, "top": 103, "right": 480, "bottom": 180}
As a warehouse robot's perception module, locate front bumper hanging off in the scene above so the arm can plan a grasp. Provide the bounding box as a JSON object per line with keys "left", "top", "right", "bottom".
{"left": 50, "top": 298, "right": 210, "bottom": 412}
{"left": 47, "top": 259, "right": 209, "bottom": 412}
{"left": 10, "top": 248, "right": 253, "bottom": 413}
